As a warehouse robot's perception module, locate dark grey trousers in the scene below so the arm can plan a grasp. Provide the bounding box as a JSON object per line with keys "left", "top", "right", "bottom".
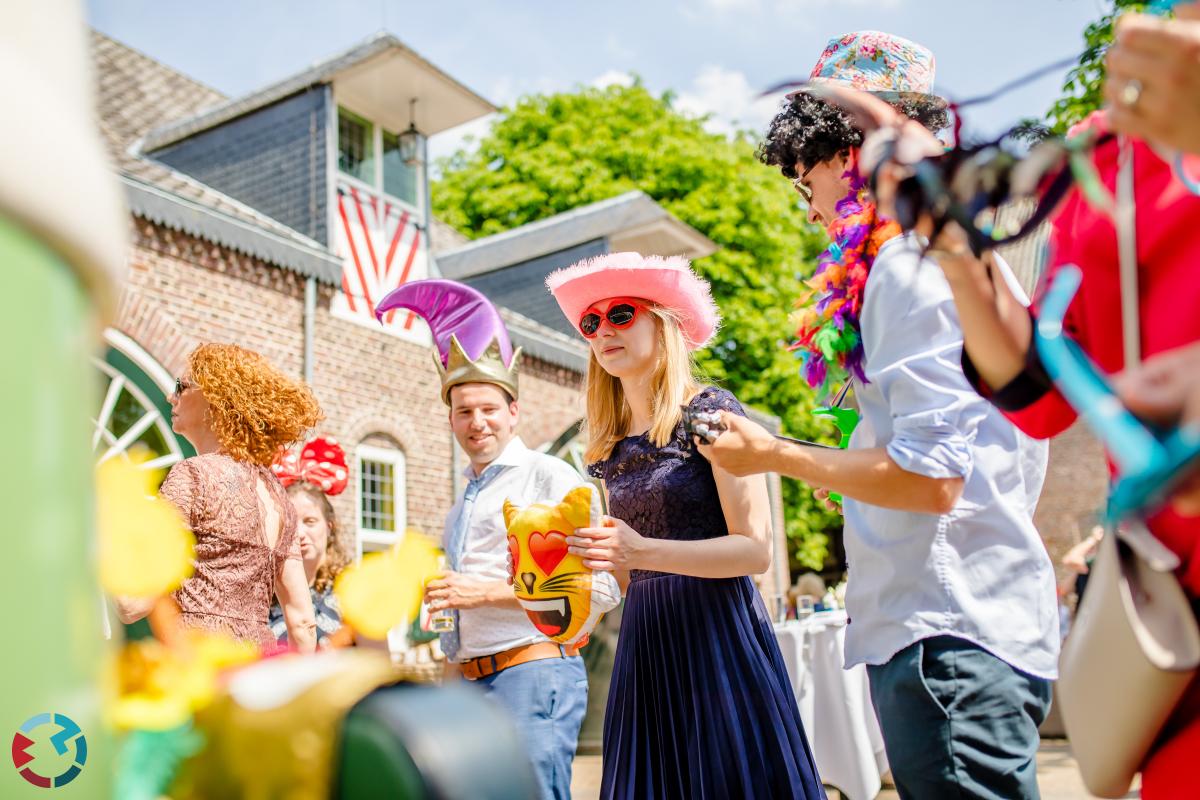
{"left": 867, "top": 635, "right": 1052, "bottom": 800}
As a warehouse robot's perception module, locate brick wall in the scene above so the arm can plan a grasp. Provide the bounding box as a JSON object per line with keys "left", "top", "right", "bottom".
{"left": 151, "top": 87, "right": 329, "bottom": 244}
{"left": 118, "top": 217, "right": 586, "bottom": 551}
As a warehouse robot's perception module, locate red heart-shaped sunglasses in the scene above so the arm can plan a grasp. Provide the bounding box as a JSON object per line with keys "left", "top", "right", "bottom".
{"left": 579, "top": 298, "right": 647, "bottom": 338}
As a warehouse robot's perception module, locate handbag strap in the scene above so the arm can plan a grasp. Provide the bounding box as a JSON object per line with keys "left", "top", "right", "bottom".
{"left": 1107, "top": 140, "right": 1142, "bottom": 530}
{"left": 1116, "top": 139, "right": 1141, "bottom": 368}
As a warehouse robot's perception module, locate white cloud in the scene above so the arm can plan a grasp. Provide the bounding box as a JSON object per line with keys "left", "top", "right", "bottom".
{"left": 675, "top": 64, "right": 786, "bottom": 137}
{"left": 590, "top": 69, "right": 636, "bottom": 90}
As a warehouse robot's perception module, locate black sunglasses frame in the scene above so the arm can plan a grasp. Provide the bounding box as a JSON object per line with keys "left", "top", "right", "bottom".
{"left": 580, "top": 302, "right": 642, "bottom": 338}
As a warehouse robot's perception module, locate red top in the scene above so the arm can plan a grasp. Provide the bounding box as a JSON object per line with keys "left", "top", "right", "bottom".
{"left": 998, "top": 113, "right": 1200, "bottom": 596}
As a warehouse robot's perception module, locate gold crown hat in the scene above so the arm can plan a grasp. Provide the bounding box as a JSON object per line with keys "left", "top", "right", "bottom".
{"left": 375, "top": 280, "right": 521, "bottom": 404}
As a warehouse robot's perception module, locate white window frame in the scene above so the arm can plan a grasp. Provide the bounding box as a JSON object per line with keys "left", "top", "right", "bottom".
{"left": 335, "top": 103, "right": 424, "bottom": 221}
{"left": 355, "top": 443, "right": 407, "bottom": 556}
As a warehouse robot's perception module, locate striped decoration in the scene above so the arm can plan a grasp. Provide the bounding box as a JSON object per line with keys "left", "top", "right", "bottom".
{"left": 332, "top": 180, "right": 428, "bottom": 335}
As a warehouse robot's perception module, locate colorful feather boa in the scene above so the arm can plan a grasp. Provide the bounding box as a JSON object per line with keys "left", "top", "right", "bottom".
{"left": 789, "top": 170, "right": 901, "bottom": 399}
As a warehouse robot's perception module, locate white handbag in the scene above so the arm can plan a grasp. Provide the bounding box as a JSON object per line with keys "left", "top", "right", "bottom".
{"left": 1057, "top": 521, "right": 1200, "bottom": 797}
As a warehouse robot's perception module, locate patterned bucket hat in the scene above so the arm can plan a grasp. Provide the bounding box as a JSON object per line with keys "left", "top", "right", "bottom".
{"left": 801, "top": 30, "right": 945, "bottom": 107}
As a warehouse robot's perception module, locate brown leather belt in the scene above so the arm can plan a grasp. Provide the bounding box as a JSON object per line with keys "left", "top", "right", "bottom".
{"left": 459, "top": 641, "right": 579, "bottom": 681}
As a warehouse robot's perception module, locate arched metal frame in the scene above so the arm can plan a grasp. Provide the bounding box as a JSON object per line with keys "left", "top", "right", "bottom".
{"left": 542, "top": 417, "right": 606, "bottom": 512}
{"left": 92, "top": 328, "right": 193, "bottom": 472}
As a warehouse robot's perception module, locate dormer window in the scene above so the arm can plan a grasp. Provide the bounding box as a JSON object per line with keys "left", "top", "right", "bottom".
{"left": 337, "top": 106, "right": 419, "bottom": 209}
{"left": 337, "top": 108, "right": 375, "bottom": 184}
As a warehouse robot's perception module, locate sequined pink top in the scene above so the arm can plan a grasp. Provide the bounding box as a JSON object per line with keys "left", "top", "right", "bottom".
{"left": 159, "top": 453, "right": 301, "bottom": 649}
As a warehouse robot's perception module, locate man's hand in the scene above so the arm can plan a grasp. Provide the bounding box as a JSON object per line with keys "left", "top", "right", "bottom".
{"left": 1106, "top": 6, "right": 1200, "bottom": 156}
{"left": 693, "top": 411, "right": 778, "bottom": 477}
{"left": 814, "top": 487, "right": 842, "bottom": 513}
{"left": 1116, "top": 342, "right": 1200, "bottom": 516}
{"left": 1062, "top": 527, "right": 1103, "bottom": 574}
{"left": 567, "top": 516, "right": 648, "bottom": 572}
{"left": 424, "top": 571, "right": 498, "bottom": 611}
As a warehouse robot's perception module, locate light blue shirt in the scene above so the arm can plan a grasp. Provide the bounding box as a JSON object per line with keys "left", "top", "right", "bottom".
{"left": 443, "top": 436, "right": 590, "bottom": 660}
{"left": 841, "top": 234, "right": 1059, "bottom": 679}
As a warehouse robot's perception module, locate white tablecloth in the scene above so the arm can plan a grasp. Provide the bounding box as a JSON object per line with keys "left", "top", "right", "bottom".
{"left": 774, "top": 613, "right": 890, "bottom": 800}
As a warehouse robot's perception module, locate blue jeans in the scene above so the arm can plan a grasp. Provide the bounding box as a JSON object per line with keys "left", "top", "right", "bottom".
{"left": 476, "top": 655, "right": 588, "bottom": 800}
{"left": 867, "top": 636, "right": 1052, "bottom": 800}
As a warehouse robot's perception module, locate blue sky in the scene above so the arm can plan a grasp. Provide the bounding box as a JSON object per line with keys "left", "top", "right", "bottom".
{"left": 89, "top": 0, "right": 1109, "bottom": 164}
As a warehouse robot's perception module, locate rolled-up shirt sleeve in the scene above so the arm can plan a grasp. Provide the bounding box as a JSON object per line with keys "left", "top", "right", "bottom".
{"left": 861, "top": 242, "right": 993, "bottom": 480}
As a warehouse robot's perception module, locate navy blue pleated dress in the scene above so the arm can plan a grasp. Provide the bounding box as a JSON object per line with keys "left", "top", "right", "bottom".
{"left": 588, "top": 387, "right": 825, "bottom": 799}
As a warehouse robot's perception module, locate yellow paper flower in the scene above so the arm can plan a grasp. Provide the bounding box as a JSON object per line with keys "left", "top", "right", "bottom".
{"left": 335, "top": 530, "right": 440, "bottom": 639}
{"left": 106, "top": 629, "right": 259, "bottom": 731}
{"left": 96, "top": 453, "right": 195, "bottom": 597}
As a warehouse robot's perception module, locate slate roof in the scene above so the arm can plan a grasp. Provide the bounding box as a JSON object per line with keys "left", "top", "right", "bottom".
{"left": 436, "top": 191, "right": 717, "bottom": 280}
{"left": 92, "top": 31, "right": 342, "bottom": 279}
{"left": 138, "top": 32, "right": 495, "bottom": 152}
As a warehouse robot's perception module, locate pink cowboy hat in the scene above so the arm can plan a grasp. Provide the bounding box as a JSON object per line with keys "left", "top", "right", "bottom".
{"left": 546, "top": 252, "right": 719, "bottom": 351}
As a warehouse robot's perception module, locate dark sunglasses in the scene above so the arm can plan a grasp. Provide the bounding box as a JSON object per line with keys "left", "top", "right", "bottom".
{"left": 173, "top": 378, "right": 194, "bottom": 397}
{"left": 579, "top": 299, "right": 645, "bottom": 338}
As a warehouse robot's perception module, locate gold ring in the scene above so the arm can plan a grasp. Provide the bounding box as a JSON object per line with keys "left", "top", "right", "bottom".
{"left": 1119, "top": 78, "right": 1143, "bottom": 110}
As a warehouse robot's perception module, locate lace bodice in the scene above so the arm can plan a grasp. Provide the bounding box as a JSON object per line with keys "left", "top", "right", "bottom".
{"left": 159, "top": 453, "right": 300, "bottom": 646}
{"left": 588, "top": 387, "right": 747, "bottom": 581}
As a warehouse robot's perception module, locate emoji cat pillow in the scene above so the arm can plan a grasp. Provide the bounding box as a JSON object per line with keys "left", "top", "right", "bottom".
{"left": 503, "top": 485, "right": 621, "bottom": 647}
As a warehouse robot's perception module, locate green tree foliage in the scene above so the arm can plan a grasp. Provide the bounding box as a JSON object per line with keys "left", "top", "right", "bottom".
{"left": 1044, "top": 1, "right": 1147, "bottom": 134}
{"left": 434, "top": 83, "right": 840, "bottom": 570}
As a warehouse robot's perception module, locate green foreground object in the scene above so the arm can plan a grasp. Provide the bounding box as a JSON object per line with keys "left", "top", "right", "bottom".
{"left": 1, "top": 216, "right": 109, "bottom": 798}
{"left": 337, "top": 682, "right": 538, "bottom": 799}
{"left": 813, "top": 405, "right": 860, "bottom": 504}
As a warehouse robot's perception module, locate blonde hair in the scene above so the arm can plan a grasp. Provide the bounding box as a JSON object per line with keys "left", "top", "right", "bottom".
{"left": 189, "top": 343, "right": 323, "bottom": 467}
{"left": 584, "top": 304, "right": 701, "bottom": 464}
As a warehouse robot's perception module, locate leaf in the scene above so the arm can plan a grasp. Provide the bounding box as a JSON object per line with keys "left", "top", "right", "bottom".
{"left": 1044, "top": 1, "right": 1148, "bottom": 134}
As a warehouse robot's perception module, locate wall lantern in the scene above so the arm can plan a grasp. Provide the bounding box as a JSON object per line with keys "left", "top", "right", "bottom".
{"left": 397, "top": 98, "right": 422, "bottom": 166}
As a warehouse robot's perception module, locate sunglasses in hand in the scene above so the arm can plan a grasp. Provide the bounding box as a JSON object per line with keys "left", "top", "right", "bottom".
{"left": 681, "top": 406, "right": 838, "bottom": 449}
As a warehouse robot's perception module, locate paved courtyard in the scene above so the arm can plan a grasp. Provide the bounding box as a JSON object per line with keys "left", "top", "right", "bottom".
{"left": 570, "top": 739, "right": 1142, "bottom": 799}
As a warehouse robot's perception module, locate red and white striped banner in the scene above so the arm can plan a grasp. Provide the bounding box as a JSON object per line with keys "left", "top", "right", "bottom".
{"left": 331, "top": 180, "right": 429, "bottom": 338}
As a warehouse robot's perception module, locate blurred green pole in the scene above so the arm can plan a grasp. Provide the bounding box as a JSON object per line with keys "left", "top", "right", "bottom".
{"left": 0, "top": 215, "right": 108, "bottom": 798}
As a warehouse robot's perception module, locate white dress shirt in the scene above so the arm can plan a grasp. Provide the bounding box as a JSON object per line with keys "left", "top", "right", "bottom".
{"left": 445, "top": 436, "right": 589, "bottom": 661}
{"left": 841, "top": 234, "right": 1060, "bottom": 679}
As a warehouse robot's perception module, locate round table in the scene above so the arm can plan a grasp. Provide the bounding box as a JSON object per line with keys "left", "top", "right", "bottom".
{"left": 774, "top": 613, "right": 890, "bottom": 800}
